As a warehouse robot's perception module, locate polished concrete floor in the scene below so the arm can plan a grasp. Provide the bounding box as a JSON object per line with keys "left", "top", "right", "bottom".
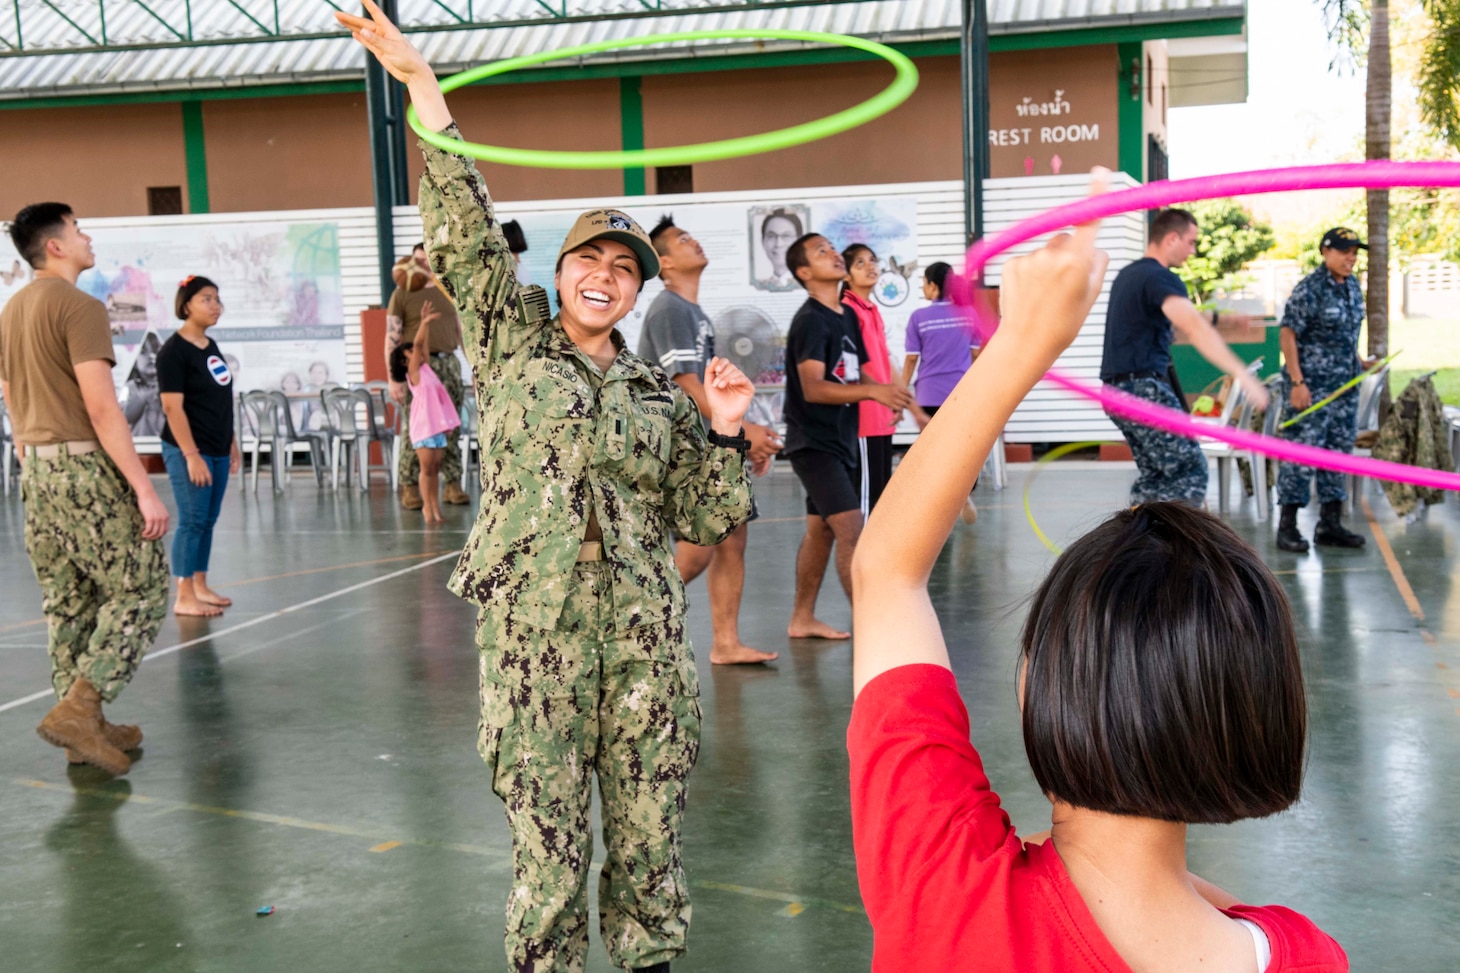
{"left": 1, "top": 460, "right": 1458, "bottom": 972}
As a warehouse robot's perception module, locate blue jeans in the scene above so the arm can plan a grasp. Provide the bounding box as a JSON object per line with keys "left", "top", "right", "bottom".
{"left": 162, "top": 442, "right": 231, "bottom": 577}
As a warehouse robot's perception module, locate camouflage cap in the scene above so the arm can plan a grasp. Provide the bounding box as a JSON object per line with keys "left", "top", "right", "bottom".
{"left": 558, "top": 209, "right": 660, "bottom": 280}
{"left": 1321, "top": 227, "right": 1367, "bottom": 251}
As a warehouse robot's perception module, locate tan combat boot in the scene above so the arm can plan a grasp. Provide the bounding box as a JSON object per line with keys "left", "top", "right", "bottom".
{"left": 37, "top": 679, "right": 131, "bottom": 776}
{"left": 443, "top": 482, "right": 471, "bottom": 505}
{"left": 66, "top": 718, "right": 143, "bottom": 764}
{"left": 401, "top": 484, "right": 424, "bottom": 510}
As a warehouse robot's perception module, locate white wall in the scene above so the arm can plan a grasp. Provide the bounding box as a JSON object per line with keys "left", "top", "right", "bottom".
{"left": 13, "top": 175, "right": 1141, "bottom": 444}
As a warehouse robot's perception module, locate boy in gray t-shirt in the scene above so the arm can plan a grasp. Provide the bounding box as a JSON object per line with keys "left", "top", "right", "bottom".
{"left": 639, "top": 288, "right": 716, "bottom": 383}
{"left": 642, "top": 215, "right": 780, "bottom": 665}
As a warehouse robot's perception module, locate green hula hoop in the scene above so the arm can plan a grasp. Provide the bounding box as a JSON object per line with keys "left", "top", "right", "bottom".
{"left": 1279, "top": 350, "right": 1400, "bottom": 429}
{"left": 408, "top": 29, "right": 920, "bottom": 169}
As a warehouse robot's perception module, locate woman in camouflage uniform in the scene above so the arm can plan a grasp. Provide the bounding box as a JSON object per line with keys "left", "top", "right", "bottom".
{"left": 337, "top": 6, "right": 756, "bottom": 972}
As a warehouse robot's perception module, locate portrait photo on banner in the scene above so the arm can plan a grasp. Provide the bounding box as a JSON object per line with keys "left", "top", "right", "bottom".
{"left": 749, "top": 203, "right": 810, "bottom": 292}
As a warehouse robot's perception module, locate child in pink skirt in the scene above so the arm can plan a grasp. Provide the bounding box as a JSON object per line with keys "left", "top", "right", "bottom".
{"left": 389, "top": 306, "right": 461, "bottom": 524}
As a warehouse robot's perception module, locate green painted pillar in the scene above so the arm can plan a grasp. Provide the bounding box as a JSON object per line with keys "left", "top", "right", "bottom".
{"left": 1117, "top": 41, "right": 1144, "bottom": 183}
{"left": 620, "top": 76, "right": 646, "bottom": 196}
{"left": 181, "top": 101, "right": 210, "bottom": 214}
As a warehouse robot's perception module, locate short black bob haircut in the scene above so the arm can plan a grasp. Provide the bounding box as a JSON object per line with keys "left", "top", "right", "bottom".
{"left": 1020, "top": 502, "right": 1306, "bottom": 824}
{"left": 8, "top": 202, "right": 73, "bottom": 269}
{"left": 501, "top": 220, "right": 528, "bottom": 255}
{"left": 1148, "top": 207, "right": 1198, "bottom": 246}
{"left": 388, "top": 342, "right": 413, "bottom": 385}
{"left": 176, "top": 275, "right": 220, "bottom": 321}
{"left": 923, "top": 261, "right": 952, "bottom": 299}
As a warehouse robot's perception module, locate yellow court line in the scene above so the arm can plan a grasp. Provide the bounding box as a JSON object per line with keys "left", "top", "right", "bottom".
{"left": 227, "top": 550, "right": 460, "bottom": 588}
{"left": 1360, "top": 498, "right": 1425, "bottom": 621}
{"left": 1270, "top": 566, "right": 1384, "bottom": 577}
{"left": 0, "top": 618, "right": 46, "bottom": 634}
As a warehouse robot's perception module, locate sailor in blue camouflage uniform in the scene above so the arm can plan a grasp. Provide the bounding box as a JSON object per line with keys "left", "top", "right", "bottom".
{"left": 1101, "top": 208, "right": 1269, "bottom": 505}
{"left": 1275, "top": 227, "right": 1373, "bottom": 553}
{"left": 338, "top": 6, "right": 755, "bottom": 972}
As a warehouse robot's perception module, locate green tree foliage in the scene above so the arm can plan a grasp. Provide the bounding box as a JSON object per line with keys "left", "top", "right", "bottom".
{"left": 1175, "top": 200, "right": 1275, "bottom": 305}
{"left": 1417, "top": 1, "right": 1460, "bottom": 150}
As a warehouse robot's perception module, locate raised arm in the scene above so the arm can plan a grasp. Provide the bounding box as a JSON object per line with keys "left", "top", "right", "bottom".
{"left": 1166, "top": 296, "right": 1269, "bottom": 410}
{"left": 850, "top": 208, "right": 1109, "bottom": 696}
{"left": 338, "top": 0, "right": 530, "bottom": 370}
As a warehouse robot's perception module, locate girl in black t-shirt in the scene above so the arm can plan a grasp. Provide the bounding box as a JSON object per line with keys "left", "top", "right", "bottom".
{"left": 158, "top": 276, "right": 241, "bottom": 617}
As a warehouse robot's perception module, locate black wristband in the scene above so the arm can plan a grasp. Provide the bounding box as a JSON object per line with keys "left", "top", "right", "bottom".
{"left": 706, "top": 425, "right": 750, "bottom": 454}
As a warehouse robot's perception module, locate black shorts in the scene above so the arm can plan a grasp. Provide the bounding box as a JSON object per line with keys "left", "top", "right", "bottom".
{"left": 790, "top": 449, "right": 862, "bottom": 518}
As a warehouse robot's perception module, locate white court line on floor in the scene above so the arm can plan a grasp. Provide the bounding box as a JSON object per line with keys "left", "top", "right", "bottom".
{"left": 217, "top": 608, "right": 367, "bottom": 666}
{"left": 0, "top": 550, "right": 460, "bottom": 715}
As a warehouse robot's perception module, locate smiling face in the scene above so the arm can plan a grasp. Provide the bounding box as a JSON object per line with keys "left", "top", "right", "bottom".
{"left": 554, "top": 239, "right": 642, "bottom": 336}
{"left": 1322, "top": 245, "right": 1359, "bottom": 280}
{"left": 762, "top": 216, "right": 799, "bottom": 276}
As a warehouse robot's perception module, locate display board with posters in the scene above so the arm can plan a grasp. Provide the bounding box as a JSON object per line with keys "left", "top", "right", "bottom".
{"left": 0, "top": 219, "right": 345, "bottom": 438}
{"left": 505, "top": 195, "right": 920, "bottom": 425}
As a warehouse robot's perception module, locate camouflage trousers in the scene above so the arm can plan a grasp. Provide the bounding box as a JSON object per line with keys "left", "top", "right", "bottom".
{"left": 399, "top": 352, "right": 465, "bottom": 487}
{"left": 1107, "top": 377, "right": 1209, "bottom": 506}
{"left": 21, "top": 450, "right": 168, "bottom": 703}
{"left": 1277, "top": 378, "right": 1359, "bottom": 506}
{"left": 476, "top": 562, "right": 701, "bottom": 973}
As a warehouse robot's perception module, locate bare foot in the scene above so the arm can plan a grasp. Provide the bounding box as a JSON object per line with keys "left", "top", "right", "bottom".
{"left": 787, "top": 619, "right": 851, "bottom": 640}
{"left": 710, "top": 644, "right": 779, "bottom": 665}
{"left": 960, "top": 498, "right": 979, "bottom": 525}
{"left": 174, "top": 597, "right": 223, "bottom": 617}
{"left": 194, "top": 588, "right": 232, "bottom": 607}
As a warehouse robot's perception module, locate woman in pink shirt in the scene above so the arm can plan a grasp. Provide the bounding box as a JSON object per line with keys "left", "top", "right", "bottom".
{"left": 841, "top": 244, "right": 904, "bottom": 511}
{"left": 847, "top": 205, "right": 1347, "bottom": 973}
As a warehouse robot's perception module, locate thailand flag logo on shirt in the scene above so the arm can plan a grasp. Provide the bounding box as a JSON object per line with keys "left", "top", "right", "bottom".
{"left": 207, "top": 355, "right": 233, "bottom": 386}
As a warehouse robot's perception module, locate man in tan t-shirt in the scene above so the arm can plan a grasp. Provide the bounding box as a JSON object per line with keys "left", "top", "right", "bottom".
{"left": 385, "top": 257, "right": 470, "bottom": 508}
{"left": 0, "top": 202, "right": 169, "bottom": 777}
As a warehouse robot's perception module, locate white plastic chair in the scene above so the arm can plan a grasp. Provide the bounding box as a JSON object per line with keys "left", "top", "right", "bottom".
{"left": 1198, "top": 361, "right": 1263, "bottom": 515}
{"left": 0, "top": 393, "right": 16, "bottom": 497}
{"left": 1346, "top": 364, "right": 1391, "bottom": 514}
{"left": 350, "top": 387, "right": 399, "bottom": 491}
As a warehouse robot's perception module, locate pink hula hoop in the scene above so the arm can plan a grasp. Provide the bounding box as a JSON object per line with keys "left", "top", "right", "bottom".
{"left": 958, "top": 161, "right": 1460, "bottom": 493}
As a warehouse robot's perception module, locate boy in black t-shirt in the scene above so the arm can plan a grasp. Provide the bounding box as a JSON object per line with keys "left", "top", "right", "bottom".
{"left": 782, "top": 233, "right": 911, "bottom": 640}
{"left": 1100, "top": 209, "right": 1269, "bottom": 505}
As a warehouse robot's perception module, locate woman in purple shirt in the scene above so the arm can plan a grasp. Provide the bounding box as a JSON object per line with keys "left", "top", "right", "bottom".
{"left": 901, "top": 262, "right": 981, "bottom": 413}
{"left": 902, "top": 262, "right": 982, "bottom": 523}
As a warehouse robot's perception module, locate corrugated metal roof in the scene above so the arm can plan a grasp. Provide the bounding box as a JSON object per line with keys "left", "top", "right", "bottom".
{"left": 0, "top": 0, "right": 1245, "bottom": 98}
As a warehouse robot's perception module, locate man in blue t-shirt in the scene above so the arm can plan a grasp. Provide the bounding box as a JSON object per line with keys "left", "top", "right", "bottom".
{"left": 1100, "top": 208, "right": 1270, "bottom": 505}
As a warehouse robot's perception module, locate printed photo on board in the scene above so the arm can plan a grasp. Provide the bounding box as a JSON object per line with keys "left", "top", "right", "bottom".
{"left": 749, "top": 204, "right": 810, "bottom": 292}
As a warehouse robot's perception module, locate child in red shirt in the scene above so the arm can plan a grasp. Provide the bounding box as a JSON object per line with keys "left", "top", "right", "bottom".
{"left": 846, "top": 184, "right": 1348, "bottom": 973}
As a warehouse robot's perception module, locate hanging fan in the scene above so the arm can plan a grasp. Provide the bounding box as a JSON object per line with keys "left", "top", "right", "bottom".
{"left": 713, "top": 305, "right": 785, "bottom": 388}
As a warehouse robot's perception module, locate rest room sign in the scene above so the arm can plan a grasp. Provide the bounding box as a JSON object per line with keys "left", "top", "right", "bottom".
{"left": 987, "top": 46, "right": 1120, "bottom": 179}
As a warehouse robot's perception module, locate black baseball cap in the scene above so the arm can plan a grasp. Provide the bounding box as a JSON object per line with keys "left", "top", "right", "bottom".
{"left": 1321, "top": 227, "right": 1367, "bottom": 251}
